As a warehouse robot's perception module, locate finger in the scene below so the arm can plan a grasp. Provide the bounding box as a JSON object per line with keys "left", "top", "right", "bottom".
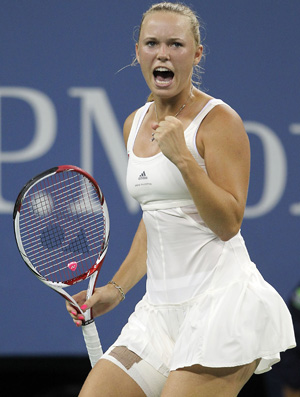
{"left": 67, "top": 306, "right": 82, "bottom": 327}
{"left": 66, "top": 304, "right": 81, "bottom": 322}
{"left": 71, "top": 311, "right": 85, "bottom": 327}
{"left": 66, "top": 301, "right": 78, "bottom": 315}
{"left": 74, "top": 319, "right": 83, "bottom": 327}
{"left": 68, "top": 291, "right": 87, "bottom": 311}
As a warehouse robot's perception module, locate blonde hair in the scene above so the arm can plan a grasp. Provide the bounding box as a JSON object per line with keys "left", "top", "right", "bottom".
{"left": 137, "top": 2, "right": 201, "bottom": 48}
{"left": 135, "top": 2, "right": 205, "bottom": 100}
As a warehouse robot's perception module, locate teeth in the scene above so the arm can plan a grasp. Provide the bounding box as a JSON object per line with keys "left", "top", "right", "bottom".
{"left": 155, "top": 67, "right": 172, "bottom": 72}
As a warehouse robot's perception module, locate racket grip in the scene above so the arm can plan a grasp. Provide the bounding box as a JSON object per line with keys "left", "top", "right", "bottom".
{"left": 82, "top": 321, "right": 103, "bottom": 368}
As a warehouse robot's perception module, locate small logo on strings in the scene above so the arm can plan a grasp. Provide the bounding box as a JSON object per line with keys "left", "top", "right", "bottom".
{"left": 68, "top": 262, "right": 78, "bottom": 271}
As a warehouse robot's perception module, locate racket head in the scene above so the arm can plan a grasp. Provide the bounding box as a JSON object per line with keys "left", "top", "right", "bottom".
{"left": 13, "top": 165, "right": 110, "bottom": 289}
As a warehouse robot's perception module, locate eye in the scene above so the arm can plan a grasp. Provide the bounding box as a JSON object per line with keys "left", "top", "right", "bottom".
{"left": 171, "top": 41, "right": 183, "bottom": 48}
{"left": 146, "top": 40, "right": 157, "bottom": 47}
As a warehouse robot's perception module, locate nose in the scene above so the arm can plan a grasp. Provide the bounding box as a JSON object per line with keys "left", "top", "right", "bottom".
{"left": 157, "top": 44, "right": 170, "bottom": 61}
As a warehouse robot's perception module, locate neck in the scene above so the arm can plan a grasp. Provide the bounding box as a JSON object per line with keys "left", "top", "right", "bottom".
{"left": 154, "top": 86, "right": 193, "bottom": 122}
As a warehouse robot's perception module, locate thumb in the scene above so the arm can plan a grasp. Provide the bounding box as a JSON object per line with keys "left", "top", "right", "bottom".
{"left": 80, "top": 291, "right": 99, "bottom": 312}
{"left": 151, "top": 122, "right": 159, "bottom": 131}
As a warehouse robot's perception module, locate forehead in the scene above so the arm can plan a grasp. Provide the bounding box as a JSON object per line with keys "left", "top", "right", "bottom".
{"left": 140, "top": 12, "right": 192, "bottom": 39}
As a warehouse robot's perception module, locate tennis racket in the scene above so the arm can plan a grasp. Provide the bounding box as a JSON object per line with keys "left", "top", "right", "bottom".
{"left": 13, "top": 165, "right": 109, "bottom": 367}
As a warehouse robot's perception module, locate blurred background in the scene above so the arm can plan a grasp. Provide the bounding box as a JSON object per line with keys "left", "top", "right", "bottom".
{"left": 1, "top": 0, "right": 299, "bottom": 395}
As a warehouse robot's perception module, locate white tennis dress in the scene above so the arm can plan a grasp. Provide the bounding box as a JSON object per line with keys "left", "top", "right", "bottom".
{"left": 109, "top": 98, "right": 295, "bottom": 376}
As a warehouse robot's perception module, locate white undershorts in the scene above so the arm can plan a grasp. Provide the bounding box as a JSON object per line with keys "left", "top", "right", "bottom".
{"left": 101, "top": 345, "right": 166, "bottom": 397}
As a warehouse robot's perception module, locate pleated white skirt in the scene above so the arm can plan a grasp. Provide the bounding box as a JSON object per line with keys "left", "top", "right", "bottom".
{"left": 108, "top": 267, "right": 295, "bottom": 376}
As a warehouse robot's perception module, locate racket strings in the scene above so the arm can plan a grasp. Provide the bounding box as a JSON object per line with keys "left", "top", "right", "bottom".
{"left": 21, "top": 174, "right": 96, "bottom": 215}
{"left": 20, "top": 217, "right": 104, "bottom": 253}
{"left": 22, "top": 223, "right": 104, "bottom": 278}
{"left": 18, "top": 171, "right": 107, "bottom": 283}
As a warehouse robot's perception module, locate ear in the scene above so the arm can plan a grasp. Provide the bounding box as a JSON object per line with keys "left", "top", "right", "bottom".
{"left": 135, "top": 43, "right": 140, "bottom": 64}
{"left": 194, "top": 45, "right": 203, "bottom": 66}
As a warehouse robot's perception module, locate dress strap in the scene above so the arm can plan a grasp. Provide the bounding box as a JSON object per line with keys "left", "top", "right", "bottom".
{"left": 127, "top": 102, "right": 153, "bottom": 153}
{"left": 185, "top": 98, "right": 228, "bottom": 166}
{"left": 190, "top": 98, "right": 226, "bottom": 129}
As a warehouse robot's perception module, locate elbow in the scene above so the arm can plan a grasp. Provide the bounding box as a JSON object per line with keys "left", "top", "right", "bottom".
{"left": 219, "top": 229, "right": 239, "bottom": 242}
{"left": 216, "top": 220, "right": 242, "bottom": 242}
{"left": 203, "top": 203, "right": 245, "bottom": 241}
{"left": 217, "top": 206, "right": 244, "bottom": 241}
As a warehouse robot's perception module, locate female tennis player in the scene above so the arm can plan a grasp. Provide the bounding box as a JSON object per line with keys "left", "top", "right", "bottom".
{"left": 67, "top": 2, "right": 296, "bottom": 396}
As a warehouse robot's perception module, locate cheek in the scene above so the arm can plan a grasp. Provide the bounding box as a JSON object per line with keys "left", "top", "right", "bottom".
{"left": 178, "top": 53, "right": 196, "bottom": 74}
{"left": 138, "top": 48, "right": 153, "bottom": 62}
{"left": 138, "top": 51, "right": 154, "bottom": 72}
{"left": 138, "top": 58, "right": 153, "bottom": 82}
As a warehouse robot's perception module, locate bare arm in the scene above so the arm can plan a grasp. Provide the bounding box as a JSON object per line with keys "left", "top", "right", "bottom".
{"left": 152, "top": 104, "right": 250, "bottom": 241}
{"left": 109, "top": 217, "right": 147, "bottom": 294}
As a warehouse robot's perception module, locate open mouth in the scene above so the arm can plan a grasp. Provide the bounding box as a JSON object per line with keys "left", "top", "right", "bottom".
{"left": 153, "top": 67, "right": 174, "bottom": 85}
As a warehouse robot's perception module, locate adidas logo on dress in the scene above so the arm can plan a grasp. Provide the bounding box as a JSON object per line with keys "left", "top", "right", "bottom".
{"left": 138, "top": 171, "right": 148, "bottom": 180}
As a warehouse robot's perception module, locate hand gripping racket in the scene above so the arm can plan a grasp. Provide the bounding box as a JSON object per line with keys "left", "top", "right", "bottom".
{"left": 13, "top": 165, "right": 109, "bottom": 367}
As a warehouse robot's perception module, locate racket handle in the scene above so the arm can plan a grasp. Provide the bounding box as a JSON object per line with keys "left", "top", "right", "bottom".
{"left": 82, "top": 321, "right": 103, "bottom": 368}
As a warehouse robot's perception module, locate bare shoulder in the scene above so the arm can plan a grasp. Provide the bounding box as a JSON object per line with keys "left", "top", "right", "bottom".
{"left": 203, "top": 103, "right": 246, "bottom": 134}
{"left": 198, "top": 103, "right": 249, "bottom": 157}
{"left": 123, "top": 110, "right": 138, "bottom": 145}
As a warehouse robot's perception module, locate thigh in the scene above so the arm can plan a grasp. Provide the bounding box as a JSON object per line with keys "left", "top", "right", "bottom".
{"left": 79, "top": 359, "right": 146, "bottom": 397}
{"left": 161, "top": 359, "right": 260, "bottom": 397}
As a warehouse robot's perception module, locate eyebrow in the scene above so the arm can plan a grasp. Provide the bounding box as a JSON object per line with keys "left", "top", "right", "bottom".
{"left": 143, "top": 36, "right": 184, "bottom": 42}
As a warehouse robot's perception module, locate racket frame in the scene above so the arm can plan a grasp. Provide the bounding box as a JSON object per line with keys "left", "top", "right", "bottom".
{"left": 13, "top": 165, "right": 109, "bottom": 366}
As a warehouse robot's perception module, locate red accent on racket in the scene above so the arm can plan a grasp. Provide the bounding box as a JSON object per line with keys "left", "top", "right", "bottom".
{"left": 13, "top": 165, "right": 110, "bottom": 367}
